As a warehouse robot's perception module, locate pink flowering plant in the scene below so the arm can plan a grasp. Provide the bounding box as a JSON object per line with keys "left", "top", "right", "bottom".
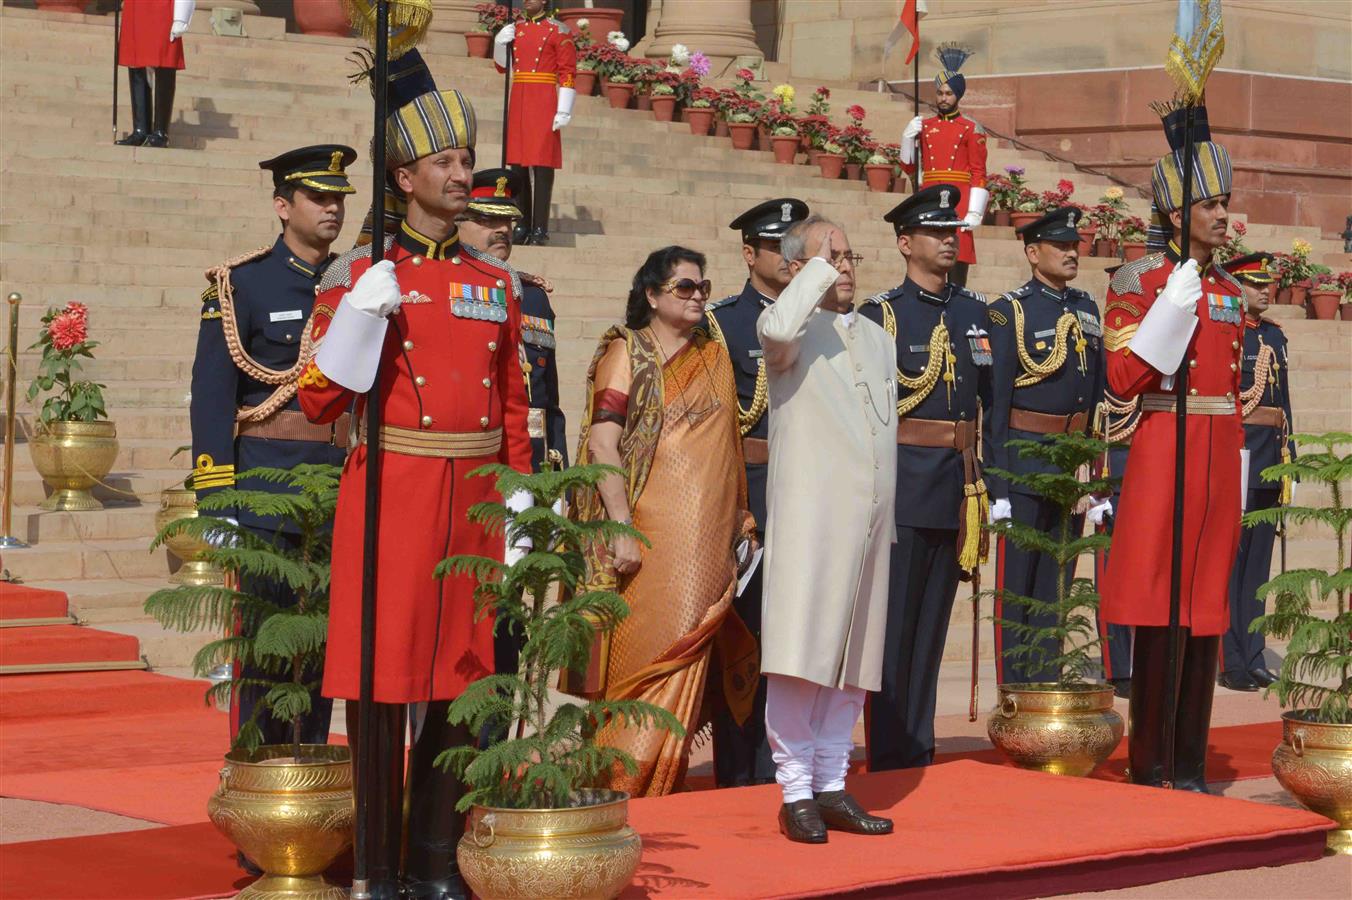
{"left": 26, "top": 302, "right": 108, "bottom": 426}
{"left": 688, "top": 51, "right": 711, "bottom": 78}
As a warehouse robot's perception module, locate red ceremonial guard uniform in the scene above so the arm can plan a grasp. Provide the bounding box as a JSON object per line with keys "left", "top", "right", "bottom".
{"left": 498, "top": 12, "right": 576, "bottom": 169}
{"left": 901, "top": 44, "right": 988, "bottom": 269}
{"left": 1100, "top": 101, "right": 1239, "bottom": 792}
{"left": 116, "top": 0, "right": 192, "bottom": 147}
{"left": 300, "top": 219, "right": 532, "bottom": 703}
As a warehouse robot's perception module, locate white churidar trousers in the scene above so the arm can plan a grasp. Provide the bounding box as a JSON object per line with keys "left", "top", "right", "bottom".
{"left": 765, "top": 674, "right": 865, "bottom": 803}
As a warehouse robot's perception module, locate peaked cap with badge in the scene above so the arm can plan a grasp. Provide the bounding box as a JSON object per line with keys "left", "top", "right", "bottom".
{"left": 1015, "top": 205, "right": 1085, "bottom": 244}
{"left": 259, "top": 144, "right": 357, "bottom": 195}
{"left": 883, "top": 183, "right": 968, "bottom": 234}
{"left": 467, "top": 167, "right": 526, "bottom": 219}
{"left": 1224, "top": 252, "right": 1275, "bottom": 285}
{"left": 730, "top": 197, "right": 810, "bottom": 243}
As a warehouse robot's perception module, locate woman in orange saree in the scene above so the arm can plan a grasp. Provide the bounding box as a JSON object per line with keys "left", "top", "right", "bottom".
{"left": 570, "top": 246, "right": 758, "bottom": 797}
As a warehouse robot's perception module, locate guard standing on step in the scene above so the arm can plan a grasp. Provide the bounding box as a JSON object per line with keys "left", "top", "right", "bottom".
{"left": 190, "top": 144, "right": 356, "bottom": 751}
{"left": 898, "top": 44, "right": 989, "bottom": 288}
{"left": 1100, "top": 101, "right": 1242, "bottom": 793}
{"left": 493, "top": 0, "right": 577, "bottom": 245}
{"left": 860, "top": 185, "right": 994, "bottom": 771}
{"left": 1219, "top": 252, "right": 1292, "bottom": 692}
{"left": 986, "top": 206, "right": 1106, "bottom": 684}
{"left": 703, "top": 197, "right": 810, "bottom": 788}
{"left": 116, "top": 0, "right": 194, "bottom": 148}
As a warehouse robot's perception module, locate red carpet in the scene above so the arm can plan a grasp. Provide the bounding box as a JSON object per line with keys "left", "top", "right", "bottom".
{"left": 0, "top": 583, "right": 69, "bottom": 620}
{"left": 2, "top": 762, "right": 1331, "bottom": 900}
{"left": 0, "top": 624, "right": 143, "bottom": 670}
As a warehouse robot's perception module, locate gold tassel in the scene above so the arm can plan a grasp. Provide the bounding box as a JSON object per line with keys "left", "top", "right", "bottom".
{"left": 346, "top": 0, "right": 433, "bottom": 60}
{"left": 1280, "top": 444, "right": 1293, "bottom": 506}
{"left": 959, "top": 479, "right": 990, "bottom": 572}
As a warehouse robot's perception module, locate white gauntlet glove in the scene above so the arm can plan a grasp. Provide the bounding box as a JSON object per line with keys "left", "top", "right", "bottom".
{"left": 899, "top": 115, "right": 923, "bottom": 165}
{"left": 989, "top": 498, "right": 1012, "bottom": 523}
{"left": 1086, "top": 497, "right": 1113, "bottom": 527}
{"left": 964, "top": 187, "right": 989, "bottom": 229}
{"left": 493, "top": 23, "right": 515, "bottom": 67}
{"left": 346, "top": 260, "right": 402, "bottom": 318}
{"left": 1160, "top": 259, "right": 1202, "bottom": 314}
{"left": 314, "top": 261, "right": 401, "bottom": 393}
{"left": 171, "top": 0, "right": 194, "bottom": 40}
{"left": 553, "top": 87, "right": 576, "bottom": 131}
{"left": 503, "top": 489, "right": 534, "bottom": 566}
{"left": 1128, "top": 259, "right": 1202, "bottom": 378}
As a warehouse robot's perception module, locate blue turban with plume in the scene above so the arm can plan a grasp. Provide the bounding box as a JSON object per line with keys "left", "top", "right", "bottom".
{"left": 934, "top": 43, "right": 974, "bottom": 100}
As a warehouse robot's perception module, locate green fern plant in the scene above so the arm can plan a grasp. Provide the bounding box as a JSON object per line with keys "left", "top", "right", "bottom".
{"left": 144, "top": 464, "right": 340, "bottom": 759}
{"left": 986, "top": 432, "right": 1117, "bottom": 686}
{"left": 1246, "top": 432, "right": 1352, "bottom": 724}
{"left": 434, "top": 463, "right": 684, "bottom": 811}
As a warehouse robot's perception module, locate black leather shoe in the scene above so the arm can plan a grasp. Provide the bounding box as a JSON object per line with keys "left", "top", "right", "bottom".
{"left": 116, "top": 130, "right": 149, "bottom": 146}
{"left": 145, "top": 130, "right": 169, "bottom": 148}
{"left": 1109, "top": 677, "right": 1132, "bottom": 699}
{"left": 1217, "top": 670, "right": 1258, "bottom": 692}
{"left": 778, "top": 799, "right": 827, "bottom": 844}
{"left": 1249, "top": 667, "right": 1279, "bottom": 687}
{"left": 403, "top": 877, "right": 467, "bottom": 899}
{"left": 814, "top": 790, "right": 893, "bottom": 835}
{"left": 529, "top": 227, "right": 550, "bottom": 245}
{"left": 512, "top": 223, "right": 530, "bottom": 245}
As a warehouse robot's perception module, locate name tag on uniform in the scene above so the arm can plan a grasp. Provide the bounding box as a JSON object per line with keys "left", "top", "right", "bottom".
{"left": 270, "top": 309, "right": 303, "bottom": 322}
{"left": 967, "top": 325, "right": 993, "bottom": 366}
{"left": 748, "top": 349, "right": 763, "bottom": 359}
{"left": 1033, "top": 327, "right": 1057, "bottom": 339}
{"left": 1076, "top": 309, "right": 1102, "bottom": 337}
{"left": 908, "top": 344, "right": 929, "bottom": 353}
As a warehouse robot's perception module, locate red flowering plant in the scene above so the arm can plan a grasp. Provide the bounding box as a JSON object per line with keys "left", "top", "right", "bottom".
{"left": 1214, "top": 220, "right": 1252, "bottom": 264}
{"left": 26, "top": 302, "right": 108, "bottom": 427}
{"left": 758, "top": 98, "right": 799, "bottom": 136}
{"left": 673, "top": 68, "right": 702, "bottom": 105}
{"left": 1119, "top": 215, "right": 1148, "bottom": 243}
{"left": 1336, "top": 271, "right": 1352, "bottom": 301}
{"left": 845, "top": 104, "right": 867, "bottom": 126}
{"left": 630, "top": 57, "right": 664, "bottom": 94}
{"left": 648, "top": 69, "right": 681, "bottom": 97}
{"left": 727, "top": 97, "right": 761, "bottom": 125}
{"left": 837, "top": 123, "right": 875, "bottom": 165}
{"left": 732, "top": 67, "right": 765, "bottom": 102}
{"left": 806, "top": 86, "right": 831, "bottom": 117}
{"left": 688, "top": 85, "right": 720, "bottom": 109}
{"left": 1037, "top": 178, "right": 1075, "bottom": 212}
{"left": 472, "top": 3, "right": 512, "bottom": 33}
{"left": 797, "top": 113, "right": 834, "bottom": 150}
{"left": 590, "top": 44, "right": 636, "bottom": 82}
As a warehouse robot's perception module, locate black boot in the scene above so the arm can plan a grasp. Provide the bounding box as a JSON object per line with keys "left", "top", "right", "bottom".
{"left": 510, "top": 165, "right": 532, "bottom": 244}
{"left": 949, "top": 262, "right": 970, "bottom": 287}
{"left": 346, "top": 702, "right": 406, "bottom": 899}
{"left": 1127, "top": 625, "right": 1177, "bottom": 788}
{"left": 1175, "top": 635, "right": 1220, "bottom": 793}
{"left": 116, "top": 68, "right": 150, "bottom": 146}
{"left": 404, "top": 701, "right": 470, "bottom": 900}
{"left": 529, "top": 166, "right": 555, "bottom": 244}
{"left": 145, "top": 67, "right": 176, "bottom": 147}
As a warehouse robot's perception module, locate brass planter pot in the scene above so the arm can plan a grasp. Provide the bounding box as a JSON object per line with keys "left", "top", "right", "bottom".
{"left": 207, "top": 744, "right": 353, "bottom": 899}
{"left": 1272, "top": 711, "right": 1352, "bottom": 855}
{"left": 28, "top": 419, "right": 119, "bottom": 511}
{"left": 457, "top": 789, "right": 641, "bottom": 900}
{"left": 987, "top": 683, "right": 1124, "bottom": 777}
{"left": 156, "top": 486, "right": 223, "bottom": 586}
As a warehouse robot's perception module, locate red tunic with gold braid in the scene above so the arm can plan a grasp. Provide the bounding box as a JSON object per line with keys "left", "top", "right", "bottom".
{"left": 497, "top": 13, "right": 577, "bottom": 169}
{"left": 1099, "top": 248, "right": 1245, "bottom": 636}
{"left": 299, "top": 221, "right": 532, "bottom": 703}
{"left": 904, "top": 110, "right": 988, "bottom": 264}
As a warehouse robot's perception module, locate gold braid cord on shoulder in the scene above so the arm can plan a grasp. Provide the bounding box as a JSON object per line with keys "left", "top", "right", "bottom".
{"left": 881, "top": 300, "right": 952, "bottom": 417}
{"left": 205, "top": 247, "right": 320, "bottom": 424}
{"left": 704, "top": 312, "right": 767, "bottom": 436}
{"left": 1099, "top": 393, "right": 1142, "bottom": 444}
{"left": 1239, "top": 340, "right": 1275, "bottom": 417}
{"left": 1010, "top": 299, "right": 1085, "bottom": 388}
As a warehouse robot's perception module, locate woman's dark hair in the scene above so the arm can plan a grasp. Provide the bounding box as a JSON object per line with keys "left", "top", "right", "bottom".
{"left": 625, "top": 245, "right": 707, "bottom": 329}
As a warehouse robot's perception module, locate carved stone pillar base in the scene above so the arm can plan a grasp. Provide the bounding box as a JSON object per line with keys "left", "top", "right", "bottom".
{"left": 646, "top": 0, "right": 760, "bottom": 66}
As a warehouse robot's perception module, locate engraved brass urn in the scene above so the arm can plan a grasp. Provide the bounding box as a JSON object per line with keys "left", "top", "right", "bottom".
{"left": 27, "top": 420, "right": 119, "bottom": 511}
{"left": 987, "top": 683, "right": 1124, "bottom": 777}
{"left": 207, "top": 744, "right": 353, "bottom": 899}
{"left": 457, "top": 789, "right": 641, "bottom": 900}
{"left": 1272, "top": 711, "right": 1352, "bottom": 855}
{"left": 156, "top": 486, "right": 224, "bottom": 586}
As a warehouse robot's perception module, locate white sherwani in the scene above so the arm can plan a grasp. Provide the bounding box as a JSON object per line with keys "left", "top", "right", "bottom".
{"left": 757, "top": 258, "right": 897, "bottom": 693}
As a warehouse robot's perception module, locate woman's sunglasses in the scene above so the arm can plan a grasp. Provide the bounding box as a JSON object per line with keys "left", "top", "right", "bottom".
{"left": 661, "top": 278, "right": 713, "bottom": 300}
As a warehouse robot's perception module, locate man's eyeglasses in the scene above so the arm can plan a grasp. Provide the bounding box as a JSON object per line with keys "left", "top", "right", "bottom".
{"left": 796, "top": 252, "right": 864, "bottom": 270}
{"left": 662, "top": 278, "right": 713, "bottom": 300}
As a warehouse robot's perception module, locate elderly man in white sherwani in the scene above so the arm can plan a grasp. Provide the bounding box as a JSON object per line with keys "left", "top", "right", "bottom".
{"left": 757, "top": 216, "right": 898, "bottom": 844}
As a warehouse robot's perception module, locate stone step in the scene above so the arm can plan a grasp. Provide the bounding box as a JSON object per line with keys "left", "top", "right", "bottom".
{"left": 0, "top": 537, "right": 173, "bottom": 582}
{"left": 9, "top": 501, "right": 166, "bottom": 545}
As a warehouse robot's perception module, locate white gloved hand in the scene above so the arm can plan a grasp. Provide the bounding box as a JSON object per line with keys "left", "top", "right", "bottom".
{"left": 552, "top": 86, "right": 576, "bottom": 131}
{"left": 989, "top": 498, "right": 1012, "bottom": 523}
{"left": 899, "top": 115, "right": 923, "bottom": 166}
{"left": 345, "top": 260, "right": 401, "bottom": 318}
{"left": 1086, "top": 497, "right": 1113, "bottom": 527}
{"left": 964, "top": 186, "right": 990, "bottom": 229}
{"left": 495, "top": 23, "right": 516, "bottom": 44}
{"left": 170, "top": 19, "right": 189, "bottom": 40}
{"left": 205, "top": 516, "right": 238, "bottom": 548}
{"left": 171, "top": 0, "right": 195, "bottom": 39}
{"left": 503, "top": 489, "right": 534, "bottom": 566}
{"left": 1160, "top": 258, "right": 1203, "bottom": 315}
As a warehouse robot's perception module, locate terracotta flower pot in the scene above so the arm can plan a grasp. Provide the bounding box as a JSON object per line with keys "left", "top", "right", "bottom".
{"left": 635, "top": 93, "right": 652, "bottom": 111}
{"left": 464, "top": 31, "right": 493, "bottom": 59}
{"left": 771, "top": 135, "right": 799, "bottom": 164}
{"left": 35, "top": 0, "right": 86, "bottom": 13}
{"left": 574, "top": 71, "right": 598, "bottom": 96}
{"left": 715, "top": 119, "right": 730, "bottom": 138}
{"left": 603, "top": 82, "right": 635, "bottom": 110}
{"left": 1077, "top": 228, "right": 1097, "bottom": 257}
{"left": 1309, "top": 289, "right": 1342, "bottom": 320}
{"left": 1094, "top": 238, "right": 1119, "bottom": 258}
{"left": 650, "top": 95, "right": 677, "bottom": 122}
{"left": 817, "top": 153, "right": 845, "bottom": 179}
{"left": 806, "top": 148, "right": 822, "bottom": 167}
{"left": 1291, "top": 285, "right": 1309, "bottom": 306}
{"left": 685, "top": 108, "right": 714, "bottom": 136}
{"left": 1341, "top": 302, "right": 1352, "bottom": 321}
{"left": 864, "top": 164, "right": 893, "bottom": 192}
{"left": 728, "top": 122, "right": 757, "bottom": 150}
{"left": 1276, "top": 287, "right": 1293, "bottom": 305}
{"left": 845, "top": 163, "right": 862, "bottom": 181}
{"left": 993, "top": 210, "right": 1012, "bottom": 227}
{"left": 557, "top": 7, "right": 624, "bottom": 39}
{"left": 1121, "top": 241, "right": 1148, "bottom": 262}
{"left": 1010, "top": 211, "right": 1041, "bottom": 230}
{"left": 295, "top": 0, "right": 353, "bottom": 37}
